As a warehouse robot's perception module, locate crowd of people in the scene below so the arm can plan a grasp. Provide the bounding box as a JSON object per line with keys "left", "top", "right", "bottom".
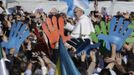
{"left": 0, "top": 1, "right": 134, "bottom": 75}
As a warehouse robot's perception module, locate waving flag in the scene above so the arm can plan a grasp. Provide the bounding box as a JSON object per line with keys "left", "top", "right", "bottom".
{"left": 59, "top": 37, "right": 81, "bottom": 75}
{"left": 74, "top": 0, "right": 89, "bottom": 10}
{"left": 55, "top": 57, "right": 61, "bottom": 75}
{"left": 65, "top": 0, "right": 89, "bottom": 17}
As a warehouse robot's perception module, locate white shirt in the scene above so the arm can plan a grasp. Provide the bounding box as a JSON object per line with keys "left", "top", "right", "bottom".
{"left": 64, "top": 22, "right": 75, "bottom": 31}
{"left": 71, "top": 15, "right": 95, "bottom": 39}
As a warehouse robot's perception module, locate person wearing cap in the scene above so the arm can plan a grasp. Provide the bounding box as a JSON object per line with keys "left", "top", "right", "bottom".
{"left": 71, "top": 7, "right": 95, "bottom": 39}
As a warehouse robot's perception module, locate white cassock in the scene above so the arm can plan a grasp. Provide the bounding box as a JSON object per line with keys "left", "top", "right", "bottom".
{"left": 64, "top": 22, "right": 75, "bottom": 32}
{"left": 71, "top": 15, "right": 95, "bottom": 39}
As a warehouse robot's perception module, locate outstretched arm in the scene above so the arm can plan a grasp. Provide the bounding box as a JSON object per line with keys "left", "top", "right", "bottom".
{"left": 111, "top": 44, "right": 116, "bottom": 59}
{"left": 87, "top": 50, "right": 96, "bottom": 75}
{"left": 105, "top": 44, "right": 116, "bottom": 69}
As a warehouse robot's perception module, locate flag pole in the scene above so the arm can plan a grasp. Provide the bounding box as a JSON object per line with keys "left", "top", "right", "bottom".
{"left": 0, "top": 46, "right": 8, "bottom": 75}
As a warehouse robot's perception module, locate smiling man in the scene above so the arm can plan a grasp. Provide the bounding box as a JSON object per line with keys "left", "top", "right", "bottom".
{"left": 71, "top": 7, "right": 95, "bottom": 39}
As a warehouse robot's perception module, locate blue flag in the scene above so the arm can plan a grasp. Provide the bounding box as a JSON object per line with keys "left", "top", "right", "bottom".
{"left": 65, "top": 0, "right": 89, "bottom": 17}
{"left": 59, "top": 37, "right": 81, "bottom": 75}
